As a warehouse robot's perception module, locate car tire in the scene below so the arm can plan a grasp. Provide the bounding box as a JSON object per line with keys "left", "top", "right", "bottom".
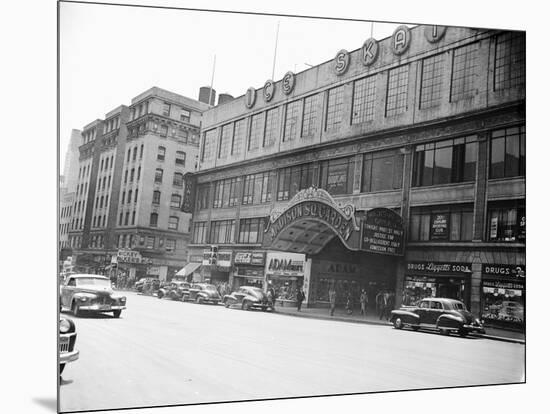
{"left": 411, "top": 326, "right": 420, "bottom": 331}
{"left": 458, "top": 328, "right": 468, "bottom": 337}
{"left": 224, "top": 299, "right": 230, "bottom": 308}
{"left": 393, "top": 317, "right": 403, "bottom": 329}
{"left": 60, "top": 364, "right": 65, "bottom": 375}
{"left": 113, "top": 310, "right": 122, "bottom": 318}
{"left": 242, "top": 301, "right": 250, "bottom": 311}
{"left": 158, "top": 291, "right": 164, "bottom": 299}
{"left": 438, "top": 328, "right": 450, "bottom": 335}
{"left": 196, "top": 296, "right": 203, "bottom": 304}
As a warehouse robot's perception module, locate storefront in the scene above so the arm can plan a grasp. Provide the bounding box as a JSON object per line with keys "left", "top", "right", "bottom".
{"left": 233, "top": 251, "right": 266, "bottom": 289}
{"left": 404, "top": 261, "right": 472, "bottom": 307}
{"left": 265, "top": 251, "right": 311, "bottom": 306}
{"left": 481, "top": 264, "right": 525, "bottom": 331}
{"left": 174, "top": 262, "right": 202, "bottom": 282}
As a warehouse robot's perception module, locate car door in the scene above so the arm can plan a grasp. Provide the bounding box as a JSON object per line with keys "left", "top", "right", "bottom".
{"left": 233, "top": 288, "right": 247, "bottom": 304}
{"left": 416, "top": 300, "right": 431, "bottom": 324}
{"left": 61, "top": 277, "right": 77, "bottom": 308}
{"left": 428, "top": 300, "right": 444, "bottom": 325}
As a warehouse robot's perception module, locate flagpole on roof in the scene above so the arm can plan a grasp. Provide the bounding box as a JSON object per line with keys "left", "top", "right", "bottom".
{"left": 271, "top": 21, "right": 280, "bottom": 80}
{"left": 371, "top": 22, "right": 374, "bottom": 38}
{"left": 208, "top": 54, "right": 216, "bottom": 106}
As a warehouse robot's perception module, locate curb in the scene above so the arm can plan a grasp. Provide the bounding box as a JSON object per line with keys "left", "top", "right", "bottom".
{"left": 274, "top": 309, "right": 525, "bottom": 344}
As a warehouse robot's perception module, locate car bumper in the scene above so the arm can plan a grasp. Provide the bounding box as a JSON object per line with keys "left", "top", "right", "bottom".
{"left": 79, "top": 304, "right": 126, "bottom": 311}
{"left": 464, "top": 324, "right": 485, "bottom": 334}
{"left": 60, "top": 349, "right": 79, "bottom": 364}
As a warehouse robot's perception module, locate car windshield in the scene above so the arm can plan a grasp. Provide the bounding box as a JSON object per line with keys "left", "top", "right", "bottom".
{"left": 204, "top": 285, "right": 217, "bottom": 292}
{"left": 76, "top": 277, "right": 110, "bottom": 287}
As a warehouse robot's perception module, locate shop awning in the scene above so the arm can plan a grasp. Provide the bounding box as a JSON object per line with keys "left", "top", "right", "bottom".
{"left": 176, "top": 262, "right": 201, "bottom": 277}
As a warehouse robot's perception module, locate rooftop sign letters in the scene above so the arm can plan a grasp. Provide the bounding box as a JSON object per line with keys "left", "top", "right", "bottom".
{"left": 392, "top": 25, "right": 411, "bottom": 55}
{"left": 245, "top": 87, "right": 256, "bottom": 109}
{"left": 263, "top": 80, "right": 275, "bottom": 102}
{"left": 282, "top": 71, "right": 295, "bottom": 95}
{"left": 362, "top": 38, "right": 379, "bottom": 66}
{"left": 361, "top": 208, "right": 404, "bottom": 255}
{"left": 334, "top": 50, "right": 350, "bottom": 75}
{"left": 424, "top": 25, "right": 446, "bottom": 43}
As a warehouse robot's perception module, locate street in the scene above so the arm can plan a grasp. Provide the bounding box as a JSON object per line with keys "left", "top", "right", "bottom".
{"left": 60, "top": 292, "right": 525, "bottom": 413}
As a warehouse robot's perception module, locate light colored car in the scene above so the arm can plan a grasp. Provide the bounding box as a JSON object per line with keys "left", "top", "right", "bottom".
{"left": 60, "top": 274, "right": 126, "bottom": 318}
{"left": 59, "top": 317, "right": 79, "bottom": 375}
{"left": 223, "top": 286, "right": 273, "bottom": 311}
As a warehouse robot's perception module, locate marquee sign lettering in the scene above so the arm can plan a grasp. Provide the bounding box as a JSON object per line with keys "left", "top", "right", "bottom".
{"left": 424, "top": 25, "right": 446, "bottom": 43}
{"left": 245, "top": 87, "right": 256, "bottom": 109}
{"left": 263, "top": 80, "right": 275, "bottom": 102}
{"left": 483, "top": 264, "right": 525, "bottom": 279}
{"left": 362, "top": 38, "right": 379, "bottom": 66}
{"left": 282, "top": 71, "right": 296, "bottom": 95}
{"left": 361, "top": 208, "right": 404, "bottom": 255}
{"left": 392, "top": 25, "right": 411, "bottom": 55}
{"left": 334, "top": 49, "right": 350, "bottom": 75}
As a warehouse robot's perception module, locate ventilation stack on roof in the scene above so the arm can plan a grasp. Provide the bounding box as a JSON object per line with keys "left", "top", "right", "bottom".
{"left": 198, "top": 86, "right": 216, "bottom": 106}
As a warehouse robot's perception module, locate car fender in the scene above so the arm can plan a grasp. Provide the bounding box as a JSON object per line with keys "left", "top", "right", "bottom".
{"left": 390, "top": 309, "right": 420, "bottom": 324}
{"left": 436, "top": 313, "right": 464, "bottom": 329}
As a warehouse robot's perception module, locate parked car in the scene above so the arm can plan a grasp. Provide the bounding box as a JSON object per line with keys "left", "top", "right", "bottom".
{"left": 186, "top": 283, "right": 221, "bottom": 304}
{"left": 59, "top": 317, "right": 79, "bottom": 375}
{"left": 390, "top": 297, "right": 485, "bottom": 337}
{"left": 157, "top": 281, "right": 191, "bottom": 301}
{"left": 60, "top": 274, "right": 127, "bottom": 318}
{"left": 223, "top": 286, "right": 273, "bottom": 311}
{"left": 134, "top": 277, "right": 160, "bottom": 294}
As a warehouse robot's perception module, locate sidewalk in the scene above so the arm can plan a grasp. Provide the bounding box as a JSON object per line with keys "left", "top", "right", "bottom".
{"left": 273, "top": 304, "right": 525, "bottom": 344}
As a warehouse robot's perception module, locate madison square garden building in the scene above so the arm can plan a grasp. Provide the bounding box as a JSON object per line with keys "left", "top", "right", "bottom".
{"left": 184, "top": 25, "right": 526, "bottom": 331}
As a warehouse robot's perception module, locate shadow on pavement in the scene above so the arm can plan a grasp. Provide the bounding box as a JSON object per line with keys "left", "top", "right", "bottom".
{"left": 32, "top": 397, "right": 57, "bottom": 412}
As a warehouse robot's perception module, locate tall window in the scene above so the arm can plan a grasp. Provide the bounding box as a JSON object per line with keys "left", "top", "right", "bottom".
{"left": 213, "top": 178, "right": 239, "bottom": 208}
{"left": 168, "top": 216, "right": 179, "bottom": 230}
{"left": 157, "top": 146, "right": 166, "bottom": 161}
{"left": 149, "top": 213, "right": 158, "bottom": 227}
{"left": 202, "top": 129, "right": 217, "bottom": 162}
{"left": 490, "top": 125, "right": 525, "bottom": 179}
{"left": 238, "top": 217, "right": 266, "bottom": 244}
{"left": 140, "top": 144, "right": 144, "bottom": 159}
{"left": 319, "top": 157, "right": 354, "bottom": 196}
{"left": 173, "top": 172, "right": 184, "bottom": 187}
{"left": 134, "top": 189, "right": 138, "bottom": 203}
{"left": 193, "top": 222, "right": 208, "bottom": 244}
{"left": 325, "top": 85, "right": 345, "bottom": 132}
{"left": 162, "top": 102, "right": 171, "bottom": 116}
{"left": 131, "top": 212, "right": 135, "bottom": 225}
{"left": 263, "top": 108, "right": 279, "bottom": 147}
{"left": 362, "top": 150, "right": 404, "bottom": 192}
{"left": 146, "top": 236, "right": 155, "bottom": 249}
{"left": 386, "top": 65, "right": 409, "bottom": 117}
{"left": 486, "top": 200, "right": 525, "bottom": 243}
{"left": 219, "top": 123, "right": 233, "bottom": 159}
{"left": 197, "top": 185, "right": 210, "bottom": 210}
{"left": 176, "top": 151, "right": 186, "bottom": 166}
{"left": 352, "top": 76, "right": 376, "bottom": 124}
{"left": 232, "top": 119, "right": 246, "bottom": 155}
{"left": 302, "top": 94, "right": 320, "bottom": 138}
{"left": 170, "top": 194, "right": 181, "bottom": 209}
{"left": 409, "top": 204, "right": 474, "bottom": 242}
{"left": 152, "top": 190, "right": 161, "bottom": 205}
{"left": 451, "top": 42, "right": 479, "bottom": 101}
{"left": 242, "top": 172, "right": 272, "bottom": 205}
{"left": 210, "top": 220, "right": 235, "bottom": 244}
{"left": 165, "top": 239, "right": 176, "bottom": 252}
{"left": 420, "top": 53, "right": 445, "bottom": 109}
{"left": 125, "top": 212, "right": 130, "bottom": 226}
{"left": 130, "top": 169, "right": 134, "bottom": 182}
{"left": 127, "top": 190, "right": 132, "bottom": 204}
{"left": 495, "top": 32, "right": 525, "bottom": 91}
{"left": 132, "top": 147, "right": 137, "bottom": 161}
{"left": 248, "top": 113, "right": 264, "bottom": 151}
{"left": 154, "top": 168, "right": 163, "bottom": 183}
{"left": 277, "top": 164, "right": 315, "bottom": 201}
{"left": 159, "top": 124, "right": 168, "bottom": 137}
{"left": 284, "top": 100, "right": 301, "bottom": 141}
{"left": 177, "top": 127, "right": 188, "bottom": 143}
{"left": 412, "top": 136, "right": 477, "bottom": 187}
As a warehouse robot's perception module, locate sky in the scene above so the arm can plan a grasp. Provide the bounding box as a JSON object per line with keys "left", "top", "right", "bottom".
{"left": 59, "top": 1, "right": 413, "bottom": 172}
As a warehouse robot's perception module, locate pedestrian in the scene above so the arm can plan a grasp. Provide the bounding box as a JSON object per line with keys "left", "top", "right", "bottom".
{"left": 376, "top": 290, "right": 385, "bottom": 319}
{"left": 360, "top": 289, "right": 368, "bottom": 316}
{"left": 329, "top": 286, "right": 336, "bottom": 316}
{"left": 267, "top": 283, "right": 276, "bottom": 311}
{"left": 296, "top": 287, "right": 305, "bottom": 311}
{"left": 345, "top": 292, "right": 353, "bottom": 315}
{"left": 384, "top": 291, "right": 395, "bottom": 320}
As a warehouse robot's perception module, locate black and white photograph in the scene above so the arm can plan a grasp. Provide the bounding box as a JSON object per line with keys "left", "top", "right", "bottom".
{"left": 5, "top": 1, "right": 547, "bottom": 414}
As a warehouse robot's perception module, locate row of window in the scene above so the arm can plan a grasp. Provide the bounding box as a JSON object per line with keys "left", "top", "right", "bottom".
{"left": 78, "top": 164, "right": 91, "bottom": 180}
{"left": 154, "top": 169, "right": 184, "bottom": 187}
{"left": 82, "top": 129, "right": 97, "bottom": 144}
{"left": 128, "top": 120, "right": 199, "bottom": 145}
{"left": 151, "top": 191, "right": 182, "bottom": 209}
{"left": 198, "top": 125, "right": 524, "bottom": 209}
{"left": 117, "top": 233, "right": 178, "bottom": 252}
{"left": 156, "top": 146, "right": 187, "bottom": 166}
{"left": 96, "top": 175, "right": 112, "bottom": 193}
{"left": 60, "top": 205, "right": 72, "bottom": 219}
{"left": 202, "top": 33, "right": 525, "bottom": 163}
{"left": 92, "top": 214, "right": 108, "bottom": 229}
{"left": 192, "top": 217, "right": 266, "bottom": 244}
{"left": 148, "top": 213, "right": 180, "bottom": 230}
{"left": 99, "top": 155, "right": 114, "bottom": 173}
{"left": 124, "top": 167, "right": 141, "bottom": 184}
{"left": 127, "top": 144, "right": 144, "bottom": 163}
{"left": 94, "top": 194, "right": 110, "bottom": 210}
{"left": 104, "top": 116, "right": 121, "bottom": 134}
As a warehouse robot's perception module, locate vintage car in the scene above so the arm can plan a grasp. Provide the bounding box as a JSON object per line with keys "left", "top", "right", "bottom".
{"left": 135, "top": 277, "right": 160, "bottom": 294}
{"left": 157, "top": 281, "right": 191, "bottom": 301}
{"left": 223, "top": 286, "right": 273, "bottom": 311}
{"left": 186, "top": 283, "right": 221, "bottom": 304}
{"left": 390, "top": 297, "right": 485, "bottom": 337}
{"left": 59, "top": 317, "right": 79, "bottom": 375}
{"left": 60, "top": 274, "right": 127, "bottom": 318}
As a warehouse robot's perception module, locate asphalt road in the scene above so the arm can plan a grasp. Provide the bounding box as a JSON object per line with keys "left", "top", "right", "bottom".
{"left": 59, "top": 291, "right": 525, "bottom": 413}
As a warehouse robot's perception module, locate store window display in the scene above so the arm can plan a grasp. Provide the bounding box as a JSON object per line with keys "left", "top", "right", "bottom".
{"left": 481, "top": 281, "right": 524, "bottom": 326}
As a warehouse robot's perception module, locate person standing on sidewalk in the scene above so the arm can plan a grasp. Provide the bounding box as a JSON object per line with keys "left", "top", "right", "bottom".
{"left": 360, "top": 289, "right": 368, "bottom": 316}
{"left": 376, "top": 290, "right": 385, "bottom": 319}
{"left": 296, "top": 288, "right": 305, "bottom": 311}
{"left": 329, "top": 287, "right": 336, "bottom": 316}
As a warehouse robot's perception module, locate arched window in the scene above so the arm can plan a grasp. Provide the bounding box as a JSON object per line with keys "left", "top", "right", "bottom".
{"left": 127, "top": 190, "right": 132, "bottom": 204}
{"left": 133, "top": 147, "right": 137, "bottom": 161}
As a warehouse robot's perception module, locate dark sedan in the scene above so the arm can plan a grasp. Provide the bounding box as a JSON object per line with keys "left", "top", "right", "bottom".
{"left": 223, "top": 286, "right": 273, "bottom": 311}
{"left": 186, "top": 283, "right": 221, "bottom": 304}
{"left": 157, "top": 281, "right": 191, "bottom": 301}
{"left": 390, "top": 297, "right": 485, "bottom": 337}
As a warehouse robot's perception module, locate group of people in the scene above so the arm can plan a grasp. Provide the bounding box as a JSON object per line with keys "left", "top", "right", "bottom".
{"left": 326, "top": 287, "right": 395, "bottom": 319}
